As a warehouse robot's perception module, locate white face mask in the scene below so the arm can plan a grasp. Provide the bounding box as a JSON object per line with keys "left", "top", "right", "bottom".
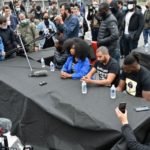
{"left": 7, "top": 20, "right": 11, "bottom": 25}
{"left": 16, "top": 7, "right": 20, "bottom": 12}
{"left": 95, "top": 7, "right": 99, "bottom": 11}
{"left": 128, "top": 4, "right": 134, "bottom": 10}
{"left": 1, "top": 25, "right": 7, "bottom": 29}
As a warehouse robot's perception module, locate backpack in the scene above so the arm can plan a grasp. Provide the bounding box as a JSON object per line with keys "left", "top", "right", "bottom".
{"left": 83, "top": 17, "right": 89, "bottom": 33}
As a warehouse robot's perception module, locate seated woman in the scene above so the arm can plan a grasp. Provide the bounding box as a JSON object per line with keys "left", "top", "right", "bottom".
{"left": 60, "top": 38, "right": 90, "bottom": 79}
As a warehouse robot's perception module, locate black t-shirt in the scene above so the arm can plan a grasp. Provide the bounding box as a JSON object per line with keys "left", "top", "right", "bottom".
{"left": 94, "top": 58, "right": 120, "bottom": 86}
{"left": 120, "top": 66, "right": 150, "bottom": 97}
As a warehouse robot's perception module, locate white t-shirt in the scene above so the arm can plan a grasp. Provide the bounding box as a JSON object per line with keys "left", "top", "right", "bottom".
{"left": 124, "top": 11, "right": 134, "bottom": 34}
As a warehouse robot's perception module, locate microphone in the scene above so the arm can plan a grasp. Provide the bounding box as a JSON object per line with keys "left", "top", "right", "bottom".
{"left": 29, "top": 70, "right": 48, "bottom": 77}
{"left": 0, "top": 118, "right": 12, "bottom": 134}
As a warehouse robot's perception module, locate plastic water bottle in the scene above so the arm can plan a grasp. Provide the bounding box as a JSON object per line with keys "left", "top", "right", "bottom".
{"left": 41, "top": 57, "right": 45, "bottom": 68}
{"left": 50, "top": 61, "right": 55, "bottom": 72}
{"left": 144, "top": 43, "right": 149, "bottom": 52}
{"left": 82, "top": 81, "right": 87, "bottom": 94}
{"left": 110, "top": 84, "right": 116, "bottom": 99}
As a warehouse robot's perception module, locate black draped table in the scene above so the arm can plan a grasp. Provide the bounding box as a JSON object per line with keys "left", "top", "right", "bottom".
{"left": 0, "top": 57, "right": 150, "bottom": 150}
{"left": 132, "top": 46, "right": 150, "bottom": 70}
{"left": 28, "top": 47, "right": 55, "bottom": 65}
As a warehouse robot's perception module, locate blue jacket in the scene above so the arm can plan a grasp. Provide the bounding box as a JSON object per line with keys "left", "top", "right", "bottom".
{"left": 61, "top": 56, "right": 90, "bottom": 79}
{"left": 64, "top": 14, "right": 79, "bottom": 39}
{"left": 36, "top": 20, "right": 57, "bottom": 33}
{"left": 0, "top": 36, "right": 4, "bottom": 61}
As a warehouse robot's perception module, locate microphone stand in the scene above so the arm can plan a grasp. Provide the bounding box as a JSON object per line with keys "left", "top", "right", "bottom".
{"left": 17, "top": 31, "right": 33, "bottom": 72}
{"left": 16, "top": 31, "right": 56, "bottom": 77}
{"left": 5, "top": 32, "right": 56, "bottom": 57}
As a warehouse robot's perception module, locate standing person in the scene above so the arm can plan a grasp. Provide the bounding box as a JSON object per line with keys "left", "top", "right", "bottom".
{"left": 76, "top": 0, "right": 86, "bottom": 17}
{"left": 73, "top": 4, "right": 84, "bottom": 39}
{"left": 97, "top": 2, "right": 119, "bottom": 62}
{"left": 48, "top": 0, "right": 58, "bottom": 21}
{"left": 115, "top": 107, "right": 150, "bottom": 150}
{"left": 0, "top": 16, "right": 19, "bottom": 58}
{"left": 17, "top": 13, "right": 39, "bottom": 52}
{"left": 121, "top": 0, "right": 144, "bottom": 56}
{"left": 60, "top": 3, "right": 79, "bottom": 40}
{"left": 2, "top": 5, "right": 18, "bottom": 31}
{"left": 87, "top": 0, "right": 101, "bottom": 41}
{"left": 143, "top": 0, "right": 150, "bottom": 46}
{"left": 37, "top": 12, "right": 57, "bottom": 48}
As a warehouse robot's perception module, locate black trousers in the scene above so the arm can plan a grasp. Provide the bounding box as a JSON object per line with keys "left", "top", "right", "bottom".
{"left": 122, "top": 34, "right": 138, "bottom": 56}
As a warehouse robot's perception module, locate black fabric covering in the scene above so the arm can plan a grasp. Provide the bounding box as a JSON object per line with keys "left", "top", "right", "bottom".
{"left": 132, "top": 46, "right": 150, "bottom": 70}
{"left": 0, "top": 57, "right": 150, "bottom": 150}
{"left": 28, "top": 47, "right": 55, "bottom": 66}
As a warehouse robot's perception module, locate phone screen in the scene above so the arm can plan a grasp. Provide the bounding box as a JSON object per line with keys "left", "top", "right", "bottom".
{"left": 119, "top": 102, "right": 126, "bottom": 113}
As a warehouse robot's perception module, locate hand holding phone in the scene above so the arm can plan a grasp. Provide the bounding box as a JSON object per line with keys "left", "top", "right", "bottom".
{"left": 119, "top": 102, "right": 127, "bottom": 113}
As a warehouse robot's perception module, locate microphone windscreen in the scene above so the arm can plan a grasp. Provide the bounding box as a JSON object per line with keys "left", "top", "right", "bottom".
{"left": 29, "top": 70, "right": 48, "bottom": 77}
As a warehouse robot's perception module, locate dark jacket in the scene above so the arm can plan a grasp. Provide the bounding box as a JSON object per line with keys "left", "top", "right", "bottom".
{"left": 61, "top": 56, "right": 90, "bottom": 79}
{"left": 63, "top": 14, "right": 79, "bottom": 40}
{"left": 53, "top": 49, "right": 68, "bottom": 69}
{"left": 122, "top": 9, "right": 144, "bottom": 41}
{"left": 0, "top": 27, "right": 18, "bottom": 53}
{"left": 144, "top": 9, "right": 150, "bottom": 29}
{"left": 122, "top": 124, "right": 150, "bottom": 150}
{"left": 10, "top": 15, "right": 18, "bottom": 30}
{"left": 97, "top": 11, "right": 119, "bottom": 56}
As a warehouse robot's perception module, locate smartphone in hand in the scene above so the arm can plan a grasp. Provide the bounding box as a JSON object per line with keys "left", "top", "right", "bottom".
{"left": 119, "top": 102, "right": 126, "bottom": 113}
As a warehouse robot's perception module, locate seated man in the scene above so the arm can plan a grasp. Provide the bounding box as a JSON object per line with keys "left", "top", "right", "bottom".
{"left": 117, "top": 53, "right": 150, "bottom": 101}
{"left": 82, "top": 46, "right": 120, "bottom": 86}
{"left": 0, "top": 36, "right": 5, "bottom": 61}
{"left": 53, "top": 36, "right": 68, "bottom": 69}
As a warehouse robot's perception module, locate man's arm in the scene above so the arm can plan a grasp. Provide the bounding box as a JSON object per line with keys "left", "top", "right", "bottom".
{"left": 82, "top": 67, "right": 96, "bottom": 79}
{"left": 117, "top": 80, "right": 126, "bottom": 92}
{"left": 142, "top": 91, "right": 150, "bottom": 101}
{"left": 82, "top": 73, "right": 116, "bottom": 86}
{"left": 115, "top": 108, "right": 150, "bottom": 150}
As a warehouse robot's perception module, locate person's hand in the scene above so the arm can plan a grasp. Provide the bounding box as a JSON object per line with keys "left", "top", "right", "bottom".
{"left": 34, "top": 47, "right": 39, "bottom": 52}
{"left": 54, "top": 16, "right": 63, "bottom": 24}
{"left": 81, "top": 76, "right": 92, "bottom": 83}
{"left": 60, "top": 71, "right": 71, "bottom": 79}
{"left": 115, "top": 107, "right": 129, "bottom": 125}
{"left": 2, "top": 51, "right": 5, "bottom": 57}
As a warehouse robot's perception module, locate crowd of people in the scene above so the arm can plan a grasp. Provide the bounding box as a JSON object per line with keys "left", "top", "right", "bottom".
{"left": 0, "top": 0, "right": 150, "bottom": 149}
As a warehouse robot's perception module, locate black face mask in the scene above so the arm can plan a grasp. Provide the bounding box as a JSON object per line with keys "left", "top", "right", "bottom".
{"left": 44, "top": 19, "right": 49, "bottom": 28}
{"left": 43, "top": 18, "right": 49, "bottom": 21}
{"left": 99, "top": 11, "right": 107, "bottom": 19}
